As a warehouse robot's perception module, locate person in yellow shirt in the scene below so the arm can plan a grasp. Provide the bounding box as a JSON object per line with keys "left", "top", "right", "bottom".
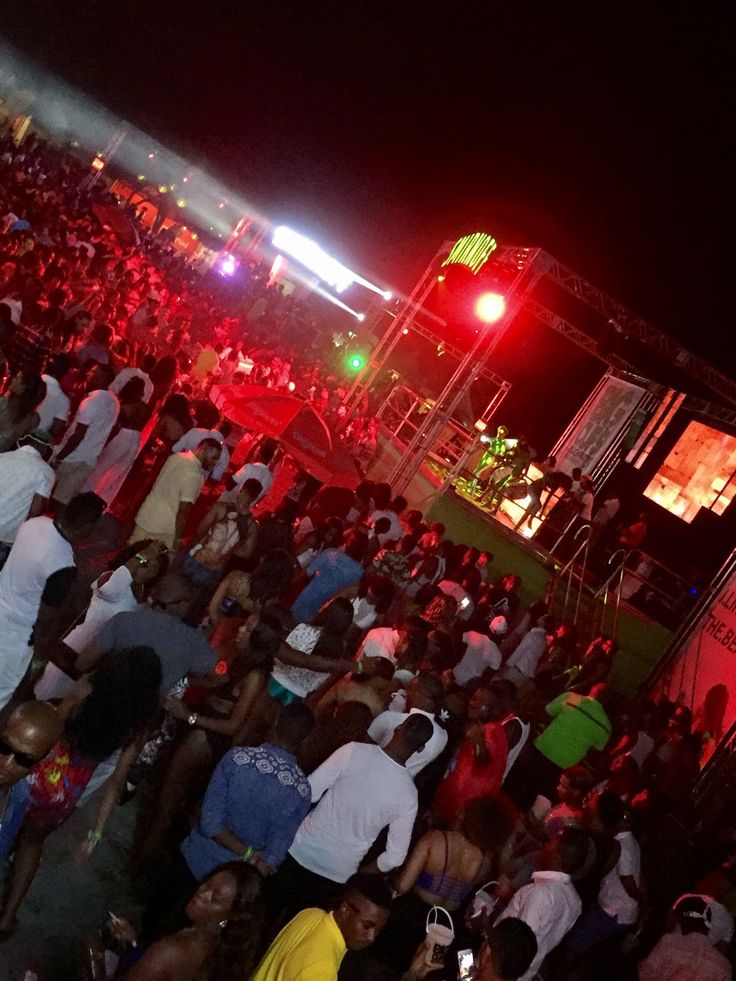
{"left": 191, "top": 345, "right": 220, "bottom": 385}
{"left": 131, "top": 440, "right": 221, "bottom": 550}
{"left": 251, "top": 873, "right": 392, "bottom": 981}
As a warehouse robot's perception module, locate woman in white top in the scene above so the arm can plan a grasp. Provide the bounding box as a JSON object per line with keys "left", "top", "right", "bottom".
{"left": 345, "top": 574, "right": 396, "bottom": 655}
{"left": 34, "top": 538, "right": 169, "bottom": 700}
{"left": 268, "top": 597, "right": 356, "bottom": 705}
{"left": 295, "top": 516, "right": 344, "bottom": 570}
{"left": 68, "top": 538, "right": 169, "bottom": 652}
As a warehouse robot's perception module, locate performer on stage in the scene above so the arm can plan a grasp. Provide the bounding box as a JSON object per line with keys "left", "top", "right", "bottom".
{"left": 472, "top": 425, "right": 514, "bottom": 494}
{"left": 481, "top": 435, "right": 532, "bottom": 512}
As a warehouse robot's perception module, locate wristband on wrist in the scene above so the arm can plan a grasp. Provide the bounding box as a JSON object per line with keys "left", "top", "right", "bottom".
{"left": 241, "top": 846, "right": 254, "bottom": 862}
{"left": 87, "top": 829, "right": 102, "bottom": 844}
{"left": 134, "top": 552, "right": 148, "bottom": 566}
{"left": 356, "top": 660, "right": 364, "bottom": 674}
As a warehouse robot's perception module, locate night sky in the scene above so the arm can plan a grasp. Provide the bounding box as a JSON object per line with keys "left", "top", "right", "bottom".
{"left": 3, "top": 2, "right": 733, "bottom": 365}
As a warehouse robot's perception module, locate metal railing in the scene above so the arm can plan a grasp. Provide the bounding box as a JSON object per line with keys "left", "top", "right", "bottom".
{"left": 545, "top": 537, "right": 643, "bottom": 648}
{"left": 594, "top": 549, "right": 629, "bottom": 638}
{"left": 377, "top": 385, "right": 479, "bottom": 470}
{"left": 555, "top": 524, "right": 592, "bottom": 624}
{"left": 607, "top": 551, "right": 699, "bottom": 631}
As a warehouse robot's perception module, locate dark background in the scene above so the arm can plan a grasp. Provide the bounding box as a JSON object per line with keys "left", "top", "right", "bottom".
{"left": 3, "top": 1, "right": 733, "bottom": 366}
{"left": 2, "top": 2, "right": 735, "bottom": 572}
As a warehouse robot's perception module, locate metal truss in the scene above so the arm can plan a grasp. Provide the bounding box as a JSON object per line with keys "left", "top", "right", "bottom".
{"left": 405, "top": 317, "right": 511, "bottom": 391}
{"left": 525, "top": 297, "right": 736, "bottom": 430}
{"left": 684, "top": 396, "right": 736, "bottom": 430}
{"left": 388, "top": 249, "right": 546, "bottom": 495}
{"left": 344, "top": 241, "right": 512, "bottom": 416}
{"left": 542, "top": 257, "right": 736, "bottom": 407}
{"left": 525, "top": 298, "right": 604, "bottom": 361}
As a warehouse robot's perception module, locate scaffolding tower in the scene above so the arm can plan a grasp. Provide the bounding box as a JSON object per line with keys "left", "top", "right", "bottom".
{"left": 343, "top": 237, "right": 736, "bottom": 497}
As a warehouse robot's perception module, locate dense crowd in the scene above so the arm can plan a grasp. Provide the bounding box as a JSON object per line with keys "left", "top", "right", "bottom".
{"left": 0, "top": 130, "right": 733, "bottom": 981}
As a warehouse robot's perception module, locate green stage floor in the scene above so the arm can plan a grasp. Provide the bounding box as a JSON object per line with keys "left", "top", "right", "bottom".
{"left": 426, "top": 491, "right": 673, "bottom": 698}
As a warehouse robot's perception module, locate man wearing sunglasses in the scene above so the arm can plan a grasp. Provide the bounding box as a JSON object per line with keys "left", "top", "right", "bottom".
{"left": 0, "top": 700, "right": 62, "bottom": 862}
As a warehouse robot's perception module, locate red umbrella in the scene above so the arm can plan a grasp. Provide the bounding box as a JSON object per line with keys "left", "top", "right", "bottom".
{"left": 211, "top": 383, "right": 330, "bottom": 444}
{"left": 91, "top": 203, "right": 139, "bottom": 246}
{"left": 292, "top": 441, "right": 364, "bottom": 488}
{"left": 210, "top": 384, "right": 362, "bottom": 487}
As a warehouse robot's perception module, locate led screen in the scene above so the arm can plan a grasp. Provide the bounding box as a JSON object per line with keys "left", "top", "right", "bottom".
{"left": 644, "top": 421, "right": 736, "bottom": 522}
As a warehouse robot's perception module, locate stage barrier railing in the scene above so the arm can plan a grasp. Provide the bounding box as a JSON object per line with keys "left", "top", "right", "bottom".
{"left": 594, "top": 549, "right": 629, "bottom": 638}
{"left": 609, "top": 552, "right": 696, "bottom": 631}
{"left": 554, "top": 524, "right": 592, "bottom": 625}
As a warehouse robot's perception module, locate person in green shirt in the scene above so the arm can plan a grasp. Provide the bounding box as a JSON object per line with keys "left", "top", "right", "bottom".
{"left": 530, "top": 684, "right": 611, "bottom": 796}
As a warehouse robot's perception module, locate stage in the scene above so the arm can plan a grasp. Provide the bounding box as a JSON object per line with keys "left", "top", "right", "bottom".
{"left": 367, "top": 428, "right": 673, "bottom": 697}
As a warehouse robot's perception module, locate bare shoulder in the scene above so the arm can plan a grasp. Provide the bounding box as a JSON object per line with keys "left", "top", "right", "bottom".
{"left": 128, "top": 931, "right": 206, "bottom": 980}
{"left": 224, "top": 568, "right": 251, "bottom": 591}
{"left": 422, "top": 828, "right": 446, "bottom": 852}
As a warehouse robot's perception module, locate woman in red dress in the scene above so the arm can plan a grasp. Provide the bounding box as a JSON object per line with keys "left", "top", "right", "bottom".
{"left": 434, "top": 686, "right": 509, "bottom": 826}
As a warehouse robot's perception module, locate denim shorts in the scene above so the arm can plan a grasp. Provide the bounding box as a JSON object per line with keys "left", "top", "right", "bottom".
{"left": 267, "top": 676, "right": 302, "bottom": 706}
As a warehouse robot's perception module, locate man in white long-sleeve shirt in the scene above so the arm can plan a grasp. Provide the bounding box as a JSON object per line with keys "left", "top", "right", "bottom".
{"left": 276, "top": 714, "right": 433, "bottom": 917}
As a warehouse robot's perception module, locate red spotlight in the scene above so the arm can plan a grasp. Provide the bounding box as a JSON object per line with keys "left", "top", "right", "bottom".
{"left": 475, "top": 292, "right": 506, "bottom": 324}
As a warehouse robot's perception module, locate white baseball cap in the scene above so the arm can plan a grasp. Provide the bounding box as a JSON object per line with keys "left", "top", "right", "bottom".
{"left": 490, "top": 616, "right": 508, "bottom": 636}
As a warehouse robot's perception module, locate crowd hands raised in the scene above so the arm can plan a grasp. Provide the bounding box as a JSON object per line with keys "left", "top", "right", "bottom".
{"left": 0, "top": 132, "right": 733, "bottom": 981}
